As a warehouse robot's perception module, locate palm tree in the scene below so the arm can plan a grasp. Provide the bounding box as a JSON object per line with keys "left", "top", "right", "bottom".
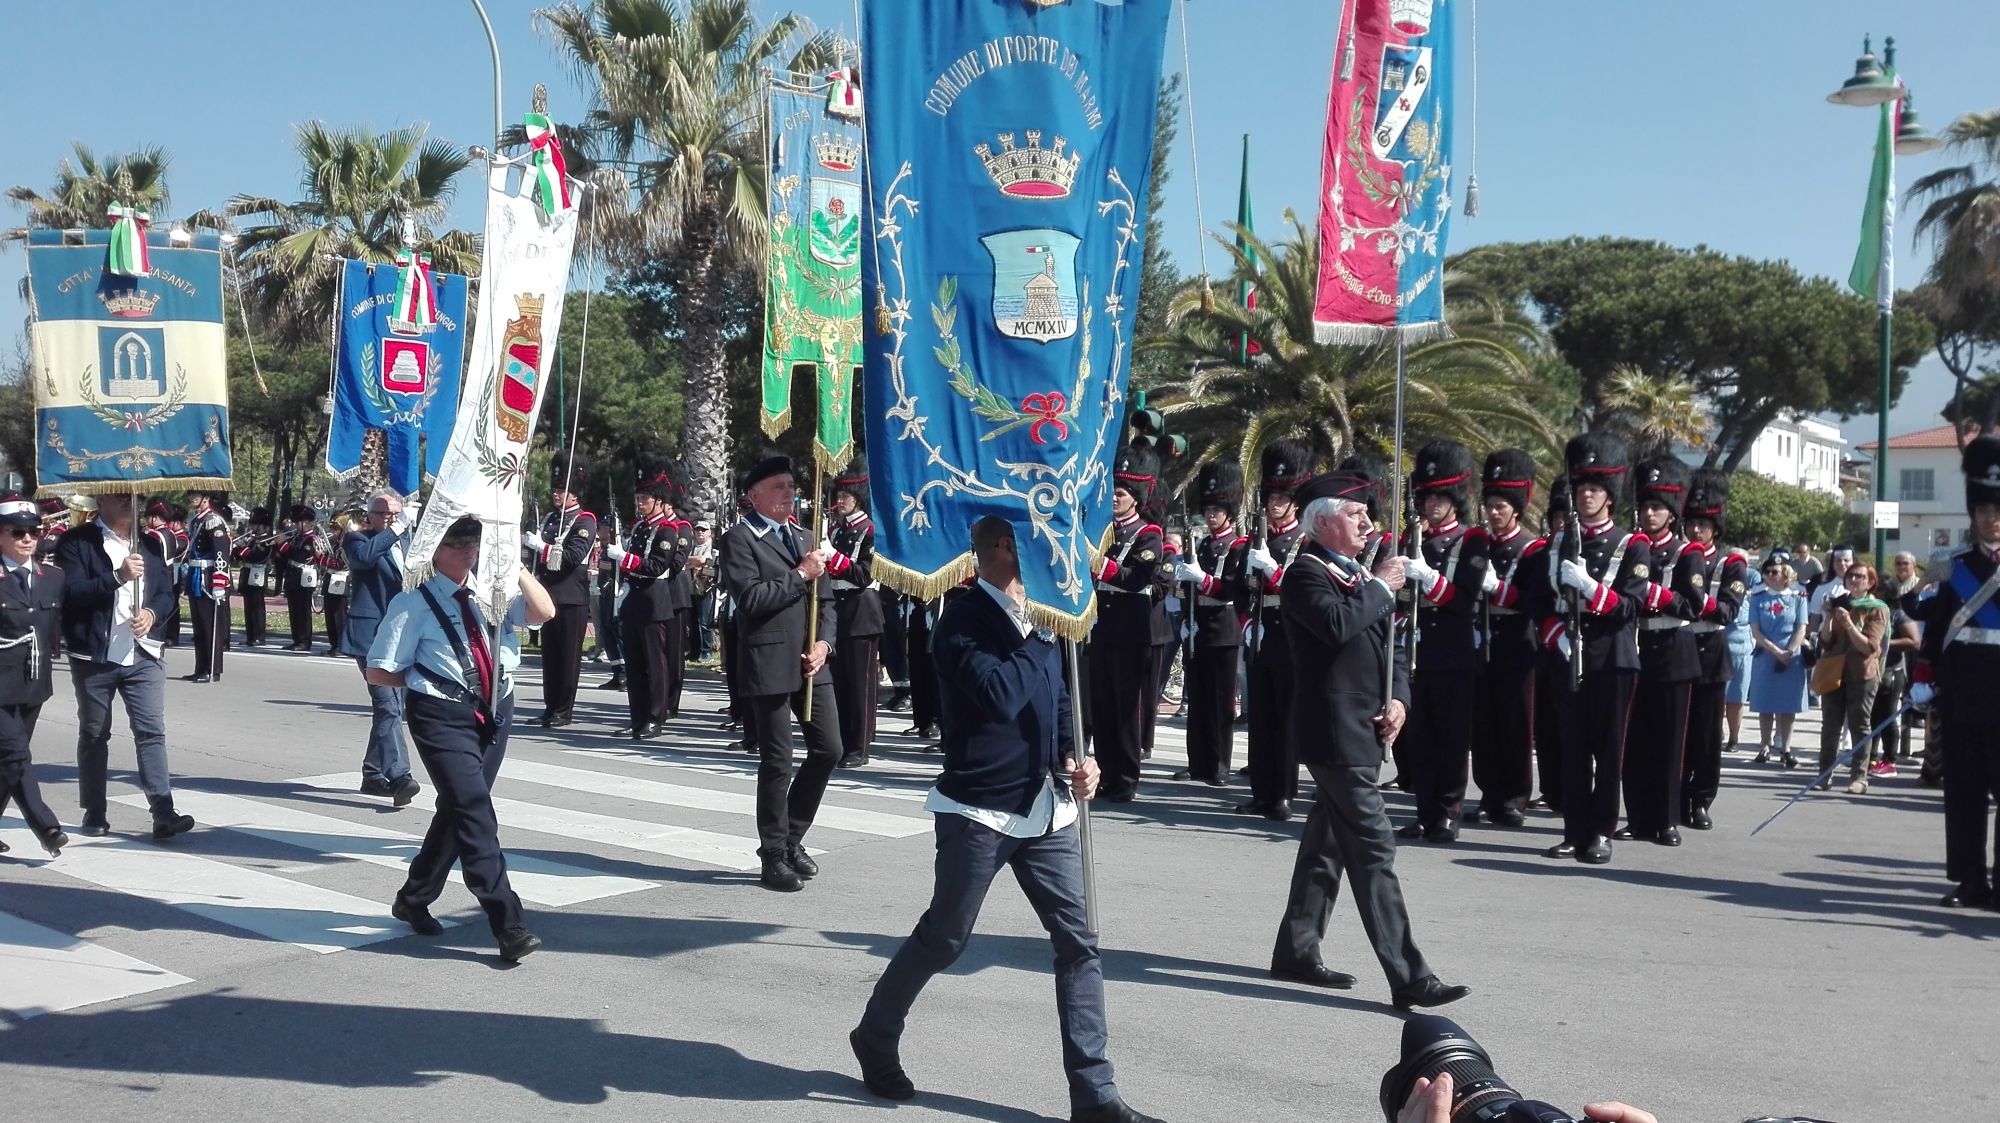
{"left": 1142, "top": 213, "right": 1565, "bottom": 499}
{"left": 225, "top": 122, "right": 477, "bottom": 346}
{"left": 5, "top": 143, "right": 172, "bottom": 241}
{"left": 1597, "top": 366, "right": 1708, "bottom": 461}
{"left": 1910, "top": 109, "right": 2000, "bottom": 446}
{"left": 538, "top": 0, "right": 835, "bottom": 519}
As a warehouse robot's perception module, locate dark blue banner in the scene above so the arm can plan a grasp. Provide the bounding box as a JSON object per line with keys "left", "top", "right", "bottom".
{"left": 861, "top": 0, "right": 1172, "bottom": 637}
{"left": 328, "top": 258, "right": 468, "bottom": 496}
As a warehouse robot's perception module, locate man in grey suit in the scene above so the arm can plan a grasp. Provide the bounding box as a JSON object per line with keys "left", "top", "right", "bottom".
{"left": 719, "top": 449, "right": 842, "bottom": 892}
{"left": 342, "top": 490, "right": 422, "bottom": 806}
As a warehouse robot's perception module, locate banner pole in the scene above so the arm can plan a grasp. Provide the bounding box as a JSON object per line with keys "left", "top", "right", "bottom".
{"left": 1064, "top": 636, "right": 1101, "bottom": 935}
{"left": 1385, "top": 332, "right": 1406, "bottom": 717}
{"left": 804, "top": 463, "right": 823, "bottom": 722}
{"left": 465, "top": 0, "right": 505, "bottom": 149}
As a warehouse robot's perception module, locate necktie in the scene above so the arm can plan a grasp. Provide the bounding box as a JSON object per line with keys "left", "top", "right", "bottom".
{"left": 454, "top": 587, "right": 496, "bottom": 704}
{"left": 11, "top": 564, "right": 28, "bottom": 598}
{"left": 781, "top": 520, "right": 801, "bottom": 565}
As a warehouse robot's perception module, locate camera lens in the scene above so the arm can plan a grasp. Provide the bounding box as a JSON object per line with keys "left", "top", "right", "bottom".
{"left": 1380, "top": 1016, "right": 1576, "bottom": 1122}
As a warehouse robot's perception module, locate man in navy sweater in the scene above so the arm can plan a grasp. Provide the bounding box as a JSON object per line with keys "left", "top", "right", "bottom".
{"left": 849, "top": 516, "right": 1163, "bottom": 1123}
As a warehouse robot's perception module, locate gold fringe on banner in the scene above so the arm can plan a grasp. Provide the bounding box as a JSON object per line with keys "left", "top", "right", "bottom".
{"left": 759, "top": 404, "right": 794, "bottom": 440}
{"left": 869, "top": 548, "right": 1106, "bottom": 643}
{"left": 43, "top": 478, "right": 234, "bottom": 499}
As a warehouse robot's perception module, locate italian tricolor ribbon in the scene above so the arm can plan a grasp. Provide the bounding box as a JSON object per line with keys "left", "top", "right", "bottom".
{"left": 392, "top": 250, "right": 437, "bottom": 329}
{"left": 524, "top": 113, "right": 573, "bottom": 215}
{"left": 826, "top": 67, "right": 862, "bottom": 118}
{"left": 105, "top": 202, "right": 151, "bottom": 277}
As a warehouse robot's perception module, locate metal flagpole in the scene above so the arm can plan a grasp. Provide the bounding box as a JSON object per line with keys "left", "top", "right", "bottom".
{"left": 804, "top": 464, "right": 824, "bottom": 721}
{"left": 1751, "top": 701, "right": 1914, "bottom": 835}
{"left": 1064, "top": 637, "right": 1101, "bottom": 935}
{"left": 467, "top": 0, "right": 505, "bottom": 716}
{"left": 1384, "top": 334, "right": 1406, "bottom": 714}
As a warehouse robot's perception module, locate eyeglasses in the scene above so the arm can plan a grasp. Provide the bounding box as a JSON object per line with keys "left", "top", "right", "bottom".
{"left": 2, "top": 526, "right": 42, "bottom": 539}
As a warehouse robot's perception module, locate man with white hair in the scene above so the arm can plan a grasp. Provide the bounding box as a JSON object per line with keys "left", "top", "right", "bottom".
{"left": 342, "top": 489, "right": 422, "bottom": 805}
{"left": 1266, "top": 470, "right": 1469, "bottom": 1010}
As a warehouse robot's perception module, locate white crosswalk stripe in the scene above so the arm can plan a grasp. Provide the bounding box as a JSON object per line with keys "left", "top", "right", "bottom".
{"left": 0, "top": 909, "right": 192, "bottom": 1022}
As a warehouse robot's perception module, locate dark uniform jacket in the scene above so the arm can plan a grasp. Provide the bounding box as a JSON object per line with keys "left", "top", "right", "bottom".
{"left": 1912, "top": 544, "right": 2000, "bottom": 697}
{"left": 534, "top": 504, "right": 599, "bottom": 608}
{"left": 234, "top": 531, "right": 276, "bottom": 591}
{"left": 1283, "top": 543, "right": 1411, "bottom": 769}
{"left": 1093, "top": 512, "right": 1163, "bottom": 646}
{"left": 666, "top": 517, "right": 696, "bottom": 614}
{"left": 1189, "top": 525, "right": 1250, "bottom": 648}
{"left": 1526, "top": 519, "right": 1652, "bottom": 674}
{"left": 274, "top": 528, "right": 329, "bottom": 594}
{"left": 828, "top": 508, "right": 884, "bottom": 638}
{"left": 56, "top": 522, "right": 176, "bottom": 662}
{"left": 1402, "top": 519, "right": 1486, "bottom": 672}
{"left": 1635, "top": 530, "right": 1702, "bottom": 683}
{"left": 1686, "top": 542, "right": 1751, "bottom": 684}
{"left": 1475, "top": 524, "right": 1544, "bottom": 666}
{"left": 617, "top": 513, "right": 689, "bottom": 623}
{"left": 187, "top": 509, "right": 232, "bottom": 602}
{"left": 1250, "top": 516, "right": 1310, "bottom": 656}
{"left": 0, "top": 560, "right": 64, "bottom": 715}
{"left": 720, "top": 513, "right": 838, "bottom": 695}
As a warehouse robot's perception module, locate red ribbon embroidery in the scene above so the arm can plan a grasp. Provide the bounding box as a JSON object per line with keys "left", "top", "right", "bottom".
{"left": 1022, "top": 392, "right": 1068, "bottom": 444}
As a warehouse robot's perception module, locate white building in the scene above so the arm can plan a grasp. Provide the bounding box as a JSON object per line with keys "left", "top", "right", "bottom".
{"left": 1858, "top": 422, "right": 1975, "bottom": 554}
{"left": 1677, "top": 410, "right": 1846, "bottom": 495}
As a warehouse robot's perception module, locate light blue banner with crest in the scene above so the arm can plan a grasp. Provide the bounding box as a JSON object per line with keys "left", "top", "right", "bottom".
{"left": 26, "top": 229, "right": 231, "bottom": 493}
{"left": 329, "top": 257, "right": 468, "bottom": 496}
{"left": 860, "top": 0, "right": 1172, "bottom": 637}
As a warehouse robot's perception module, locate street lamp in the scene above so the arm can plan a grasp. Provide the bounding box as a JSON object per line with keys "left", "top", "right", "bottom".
{"left": 1826, "top": 35, "right": 1944, "bottom": 569}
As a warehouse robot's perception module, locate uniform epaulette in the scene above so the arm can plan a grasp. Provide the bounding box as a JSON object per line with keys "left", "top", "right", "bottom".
{"left": 1462, "top": 526, "right": 1490, "bottom": 542}
{"left": 1519, "top": 537, "right": 1550, "bottom": 557}
{"left": 1231, "top": 535, "right": 1250, "bottom": 547}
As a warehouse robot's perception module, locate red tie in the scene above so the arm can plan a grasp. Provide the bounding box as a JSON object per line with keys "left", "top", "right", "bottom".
{"left": 455, "top": 587, "right": 495, "bottom": 704}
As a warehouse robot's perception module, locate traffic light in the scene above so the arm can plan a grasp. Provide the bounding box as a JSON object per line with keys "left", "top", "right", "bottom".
{"left": 1127, "top": 390, "right": 1188, "bottom": 460}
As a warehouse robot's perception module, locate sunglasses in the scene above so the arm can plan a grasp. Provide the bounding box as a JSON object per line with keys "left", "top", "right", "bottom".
{"left": 3, "top": 526, "right": 43, "bottom": 539}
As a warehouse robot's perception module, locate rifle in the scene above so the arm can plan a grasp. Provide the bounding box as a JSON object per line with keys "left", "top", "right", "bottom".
{"left": 1402, "top": 480, "right": 1423, "bottom": 677}
{"left": 1180, "top": 501, "right": 1198, "bottom": 701}
{"left": 1563, "top": 475, "right": 1585, "bottom": 691}
{"left": 1247, "top": 488, "right": 1266, "bottom": 681}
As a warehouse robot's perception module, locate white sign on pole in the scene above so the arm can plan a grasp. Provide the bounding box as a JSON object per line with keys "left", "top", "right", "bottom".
{"left": 1871, "top": 500, "right": 1901, "bottom": 530}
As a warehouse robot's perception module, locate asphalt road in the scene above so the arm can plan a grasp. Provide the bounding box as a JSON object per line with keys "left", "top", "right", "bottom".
{"left": 1, "top": 640, "right": 1992, "bottom": 1122}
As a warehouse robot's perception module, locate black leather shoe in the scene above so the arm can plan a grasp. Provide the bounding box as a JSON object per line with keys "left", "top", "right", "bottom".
{"left": 497, "top": 927, "right": 541, "bottom": 962}
{"left": 883, "top": 689, "right": 912, "bottom": 712}
{"left": 359, "top": 777, "right": 394, "bottom": 797}
{"left": 595, "top": 677, "right": 626, "bottom": 690}
{"left": 183, "top": 673, "right": 212, "bottom": 683}
{"left": 392, "top": 900, "right": 445, "bottom": 936}
{"left": 1103, "top": 789, "right": 1137, "bottom": 804}
{"left": 1393, "top": 974, "right": 1471, "bottom": 1011}
{"left": 849, "top": 1028, "right": 916, "bottom": 1101}
{"left": 1072, "top": 1100, "right": 1166, "bottom": 1123}
{"left": 0, "top": 837, "right": 8, "bottom": 853}
{"left": 1543, "top": 841, "right": 1577, "bottom": 860}
{"left": 1579, "top": 836, "right": 1613, "bottom": 865}
{"left": 637, "top": 722, "right": 664, "bottom": 741}
{"left": 1687, "top": 804, "right": 1714, "bottom": 831}
{"left": 1263, "top": 800, "right": 1293, "bottom": 822}
{"left": 1490, "top": 807, "right": 1527, "bottom": 828}
{"left": 392, "top": 777, "right": 422, "bottom": 808}
{"left": 548, "top": 711, "right": 573, "bottom": 729}
{"left": 1170, "top": 769, "right": 1194, "bottom": 781}
{"left": 1653, "top": 827, "right": 1682, "bottom": 847}
{"left": 1395, "top": 822, "right": 1426, "bottom": 840}
{"left": 1203, "top": 776, "right": 1228, "bottom": 787}
{"left": 837, "top": 753, "right": 869, "bottom": 769}
{"left": 79, "top": 816, "right": 110, "bottom": 838}
{"left": 1424, "top": 826, "right": 1459, "bottom": 844}
{"left": 151, "top": 812, "right": 195, "bottom": 840}
{"left": 787, "top": 845, "right": 819, "bottom": 880}
{"left": 760, "top": 852, "right": 803, "bottom": 892}
{"left": 40, "top": 829, "right": 68, "bottom": 857}
{"left": 1236, "top": 799, "right": 1272, "bottom": 816}
{"left": 1940, "top": 883, "right": 1992, "bottom": 909}
{"left": 1270, "top": 961, "right": 1357, "bottom": 989}
{"left": 1612, "top": 827, "right": 1639, "bottom": 841}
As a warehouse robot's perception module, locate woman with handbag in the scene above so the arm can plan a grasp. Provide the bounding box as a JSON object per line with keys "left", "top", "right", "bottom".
{"left": 1748, "top": 559, "right": 1809, "bottom": 767}
{"left": 1815, "top": 562, "right": 1890, "bottom": 793}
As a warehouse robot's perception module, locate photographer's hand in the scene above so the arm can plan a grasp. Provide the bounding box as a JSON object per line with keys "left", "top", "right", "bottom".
{"left": 1396, "top": 1072, "right": 1451, "bottom": 1123}
{"left": 1582, "top": 1103, "right": 1658, "bottom": 1123}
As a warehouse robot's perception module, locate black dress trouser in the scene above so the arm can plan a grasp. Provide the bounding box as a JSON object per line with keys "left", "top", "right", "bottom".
{"left": 191, "top": 595, "right": 230, "bottom": 678}
{"left": 1625, "top": 676, "right": 1692, "bottom": 836}
{"left": 749, "top": 681, "right": 842, "bottom": 855}
{"left": 540, "top": 602, "right": 587, "bottom": 718}
{"left": 1245, "top": 625, "right": 1298, "bottom": 806}
{"left": 398, "top": 692, "right": 522, "bottom": 939}
{"left": 1557, "top": 670, "right": 1636, "bottom": 847}
{"left": 1274, "top": 761, "right": 1431, "bottom": 991}
{"left": 0, "top": 703, "right": 60, "bottom": 837}
{"left": 1185, "top": 644, "right": 1239, "bottom": 783}
{"left": 286, "top": 588, "right": 315, "bottom": 648}
{"left": 242, "top": 589, "right": 268, "bottom": 646}
{"left": 1942, "top": 698, "right": 2000, "bottom": 889}
{"left": 1087, "top": 641, "right": 1148, "bottom": 798}
{"left": 834, "top": 632, "right": 879, "bottom": 759}
{"left": 1683, "top": 680, "right": 1728, "bottom": 814}
{"left": 623, "top": 617, "right": 674, "bottom": 732}
{"left": 1472, "top": 659, "right": 1536, "bottom": 815}
{"left": 1409, "top": 671, "right": 1476, "bottom": 831}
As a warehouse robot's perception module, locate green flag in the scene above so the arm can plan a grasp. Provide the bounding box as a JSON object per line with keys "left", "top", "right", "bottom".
{"left": 1847, "top": 102, "right": 1894, "bottom": 309}
{"left": 1235, "top": 133, "right": 1257, "bottom": 364}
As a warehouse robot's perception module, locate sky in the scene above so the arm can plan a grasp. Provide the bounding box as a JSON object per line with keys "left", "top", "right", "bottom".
{"left": 3, "top": 0, "right": 1995, "bottom": 450}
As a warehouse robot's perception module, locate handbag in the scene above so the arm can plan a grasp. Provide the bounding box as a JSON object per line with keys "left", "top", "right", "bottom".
{"left": 1809, "top": 646, "right": 1844, "bottom": 696}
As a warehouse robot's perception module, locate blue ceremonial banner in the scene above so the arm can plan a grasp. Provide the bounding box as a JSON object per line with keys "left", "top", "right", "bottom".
{"left": 860, "top": 0, "right": 1172, "bottom": 637}
{"left": 329, "top": 258, "right": 469, "bottom": 496}
{"left": 25, "top": 229, "right": 231, "bottom": 493}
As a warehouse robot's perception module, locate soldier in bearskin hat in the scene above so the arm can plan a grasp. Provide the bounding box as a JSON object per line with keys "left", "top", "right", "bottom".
{"left": 274, "top": 504, "right": 329, "bottom": 652}
{"left": 719, "top": 447, "right": 843, "bottom": 892}
{"left": 233, "top": 507, "right": 277, "bottom": 647}
{"left": 183, "top": 490, "right": 233, "bottom": 683}
{"left": 1394, "top": 439, "right": 1488, "bottom": 843}
{"left": 1531, "top": 476, "right": 1573, "bottom": 810}
{"left": 1679, "top": 470, "right": 1750, "bottom": 830}
{"left": 1621, "top": 455, "right": 1702, "bottom": 849}
{"left": 525, "top": 450, "right": 601, "bottom": 728}
{"left": 1169, "top": 460, "right": 1251, "bottom": 786}
{"left": 1913, "top": 435, "right": 2000, "bottom": 909}
{"left": 1528, "top": 433, "right": 1652, "bottom": 865}
{"left": 1467, "top": 449, "right": 1545, "bottom": 827}
{"left": 1089, "top": 443, "right": 1166, "bottom": 802}
{"left": 826, "top": 455, "right": 883, "bottom": 768}
{"left": 1239, "top": 438, "right": 1315, "bottom": 820}
{"left": 610, "top": 455, "right": 693, "bottom": 739}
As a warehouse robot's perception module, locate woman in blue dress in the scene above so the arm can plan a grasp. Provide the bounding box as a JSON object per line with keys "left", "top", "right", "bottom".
{"left": 1724, "top": 569, "right": 1759, "bottom": 752}
{"left": 1747, "top": 559, "right": 1810, "bottom": 767}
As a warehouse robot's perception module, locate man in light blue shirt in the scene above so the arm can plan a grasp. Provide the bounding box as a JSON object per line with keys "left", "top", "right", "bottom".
{"left": 367, "top": 515, "right": 554, "bottom": 963}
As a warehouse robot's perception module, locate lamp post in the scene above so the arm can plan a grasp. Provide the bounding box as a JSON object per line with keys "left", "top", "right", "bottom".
{"left": 1827, "top": 35, "right": 1943, "bottom": 570}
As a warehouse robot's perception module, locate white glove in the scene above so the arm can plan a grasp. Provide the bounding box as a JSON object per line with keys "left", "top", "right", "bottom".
{"left": 606, "top": 543, "right": 628, "bottom": 562}
{"left": 1481, "top": 567, "right": 1501, "bottom": 594}
{"left": 1172, "top": 560, "right": 1205, "bottom": 584}
{"left": 392, "top": 501, "right": 420, "bottom": 534}
{"left": 1246, "top": 547, "right": 1278, "bottom": 576}
{"left": 521, "top": 530, "right": 545, "bottom": 551}
{"left": 1560, "top": 559, "right": 1600, "bottom": 597}
{"left": 1403, "top": 553, "right": 1439, "bottom": 587}
{"left": 1910, "top": 682, "right": 1935, "bottom": 706}
{"left": 1555, "top": 631, "right": 1574, "bottom": 662}
{"left": 819, "top": 538, "right": 838, "bottom": 557}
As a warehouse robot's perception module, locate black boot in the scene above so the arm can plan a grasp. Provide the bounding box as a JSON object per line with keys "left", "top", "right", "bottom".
{"left": 759, "top": 850, "right": 803, "bottom": 892}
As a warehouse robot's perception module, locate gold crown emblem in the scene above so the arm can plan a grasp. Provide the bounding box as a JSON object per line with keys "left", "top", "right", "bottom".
{"left": 514, "top": 293, "right": 545, "bottom": 316}
{"left": 975, "top": 130, "right": 1081, "bottom": 199}
{"left": 101, "top": 288, "right": 162, "bottom": 318}
{"left": 813, "top": 133, "right": 859, "bottom": 172}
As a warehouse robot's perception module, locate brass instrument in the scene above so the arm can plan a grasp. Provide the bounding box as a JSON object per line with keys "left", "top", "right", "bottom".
{"left": 331, "top": 508, "right": 366, "bottom": 535}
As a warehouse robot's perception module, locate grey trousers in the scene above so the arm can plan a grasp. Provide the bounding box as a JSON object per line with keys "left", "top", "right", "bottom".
{"left": 1274, "top": 761, "right": 1431, "bottom": 991}
{"left": 354, "top": 658, "right": 412, "bottom": 784}
{"left": 71, "top": 654, "right": 174, "bottom": 821}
